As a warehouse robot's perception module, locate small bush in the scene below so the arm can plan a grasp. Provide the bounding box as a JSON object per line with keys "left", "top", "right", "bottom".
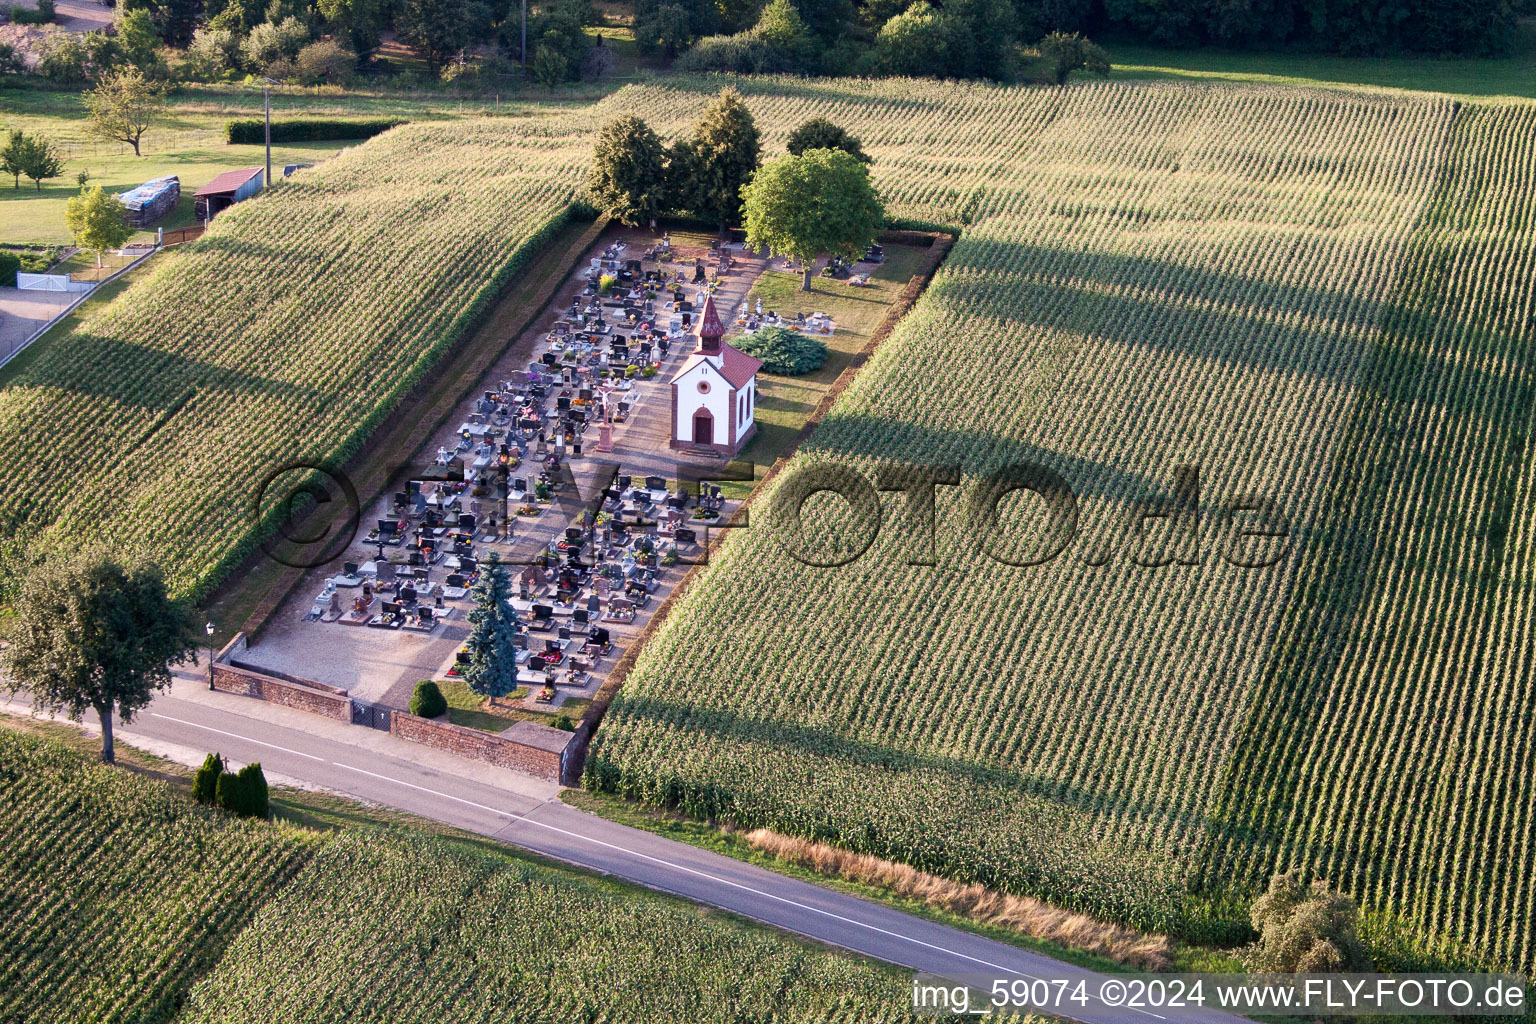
{"left": 215, "top": 766, "right": 245, "bottom": 815}
{"left": 192, "top": 752, "right": 224, "bottom": 804}
{"left": 734, "top": 324, "right": 828, "bottom": 375}
{"left": 674, "top": 34, "right": 791, "bottom": 75}
{"left": 11, "top": 0, "right": 56, "bottom": 25}
{"left": 215, "top": 761, "right": 269, "bottom": 818}
{"left": 598, "top": 273, "right": 616, "bottom": 293}
{"left": 238, "top": 762, "right": 269, "bottom": 820}
{"left": 410, "top": 680, "right": 447, "bottom": 718}
{"left": 0, "top": 252, "right": 19, "bottom": 289}
{"left": 1248, "top": 872, "right": 1371, "bottom": 972}
{"left": 225, "top": 118, "right": 405, "bottom": 145}
{"left": 552, "top": 714, "right": 575, "bottom": 732}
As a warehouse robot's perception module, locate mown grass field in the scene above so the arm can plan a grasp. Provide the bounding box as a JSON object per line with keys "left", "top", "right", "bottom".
{"left": 0, "top": 727, "right": 938, "bottom": 1023}
{"left": 5, "top": 73, "right": 1536, "bottom": 976}
{"left": 0, "top": 84, "right": 548, "bottom": 244}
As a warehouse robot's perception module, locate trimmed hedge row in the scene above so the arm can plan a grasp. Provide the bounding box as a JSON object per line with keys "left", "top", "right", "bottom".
{"left": 0, "top": 252, "right": 19, "bottom": 289}
{"left": 225, "top": 119, "right": 406, "bottom": 145}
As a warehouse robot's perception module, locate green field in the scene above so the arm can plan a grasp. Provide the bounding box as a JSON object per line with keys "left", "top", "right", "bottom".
{"left": 0, "top": 727, "right": 935, "bottom": 1023}
{"left": 6, "top": 72, "right": 1536, "bottom": 977}
{"left": 582, "top": 79, "right": 1536, "bottom": 973}
{"left": 1105, "top": 22, "right": 1536, "bottom": 99}
{"left": 0, "top": 84, "right": 544, "bottom": 244}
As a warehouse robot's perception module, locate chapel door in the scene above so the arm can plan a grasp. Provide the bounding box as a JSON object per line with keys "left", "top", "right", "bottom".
{"left": 693, "top": 410, "right": 714, "bottom": 445}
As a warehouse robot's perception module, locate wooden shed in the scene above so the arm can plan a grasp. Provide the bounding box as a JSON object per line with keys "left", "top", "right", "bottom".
{"left": 194, "top": 167, "right": 264, "bottom": 222}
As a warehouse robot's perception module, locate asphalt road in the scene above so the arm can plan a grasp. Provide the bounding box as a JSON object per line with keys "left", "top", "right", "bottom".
{"left": 13, "top": 690, "right": 1251, "bottom": 1024}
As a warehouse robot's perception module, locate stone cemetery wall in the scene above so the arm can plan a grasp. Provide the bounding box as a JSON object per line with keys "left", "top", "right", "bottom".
{"left": 389, "top": 712, "right": 569, "bottom": 781}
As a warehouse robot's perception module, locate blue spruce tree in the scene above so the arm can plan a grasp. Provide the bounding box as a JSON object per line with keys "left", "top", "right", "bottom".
{"left": 462, "top": 555, "right": 520, "bottom": 704}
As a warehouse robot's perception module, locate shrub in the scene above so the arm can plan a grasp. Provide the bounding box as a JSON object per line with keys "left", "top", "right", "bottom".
{"left": 0, "top": 252, "right": 18, "bottom": 289}
{"left": 733, "top": 324, "right": 827, "bottom": 375}
{"left": 215, "top": 764, "right": 246, "bottom": 815}
{"left": 1248, "top": 872, "right": 1371, "bottom": 972}
{"left": 674, "top": 34, "right": 790, "bottom": 75}
{"left": 238, "top": 762, "right": 269, "bottom": 820}
{"left": 598, "top": 272, "right": 616, "bottom": 293}
{"left": 552, "top": 714, "right": 575, "bottom": 731}
{"left": 225, "top": 118, "right": 405, "bottom": 144}
{"left": 192, "top": 751, "right": 224, "bottom": 804}
{"left": 410, "top": 680, "right": 447, "bottom": 718}
{"left": 11, "top": 0, "right": 55, "bottom": 25}
{"left": 295, "top": 39, "right": 355, "bottom": 85}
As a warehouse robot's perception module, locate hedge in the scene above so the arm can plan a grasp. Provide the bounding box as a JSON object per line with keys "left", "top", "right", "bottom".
{"left": 225, "top": 119, "right": 406, "bottom": 145}
{"left": 0, "top": 252, "right": 18, "bottom": 289}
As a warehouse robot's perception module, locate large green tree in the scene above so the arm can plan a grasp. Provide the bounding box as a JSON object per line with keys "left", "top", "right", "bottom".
{"left": 742, "top": 147, "right": 884, "bottom": 290}
{"left": 1, "top": 553, "right": 197, "bottom": 763}
{"left": 672, "top": 88, "right": 760, "bottom": 237}
{"left": 587, "top": 115, "right": 667, "bottom": 227}
{"left": 66, "top": 186, "right": 133, "bottom": 268}
{"left": 84, "top": 67, "right": 166, "bottom": 157}
{"left": 396, "top": 0, "right": 489, "bottom": 70}
{"left": 461, "top": 556, "right": 520, "bottom": 704}
{"left": 786, "top": 118, "right": 869, "bottom": 163}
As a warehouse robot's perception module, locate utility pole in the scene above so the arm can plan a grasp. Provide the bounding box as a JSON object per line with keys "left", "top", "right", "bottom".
{"left": 263, "top": 84, "right": 271, "bottom": 187}
{"left": 260, "top": 77, "right": 280, "bottom": 189}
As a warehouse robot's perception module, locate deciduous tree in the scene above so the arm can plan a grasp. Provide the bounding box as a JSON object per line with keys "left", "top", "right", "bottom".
{"left": 84, "top": 67, "right": 167, "bottom": 156}
{"left": 395, "top": 0, "right": 489, "bottom": 70}
{"left": 742, "top": 147, "right": 883, "bottom": 290}
{"left": 786, "top": 118, "right": 870, "bottom": 163}
{"left": 1248, "top": 872, "right": 1372, "bottom": 972}
{"left": 66, "top": 186, "right": 132, "bottom": 268}
{"left": 587, "top": 115, "right": 667, "bottom": 227}
{"left": 0, "top": 130, "right": 26, "bottom": 189}
{"left": 1, "top": 553, "right": 197, "bottom": 763}
{"left": 674, "top": 88, "right": 760, "bottom": 237}
{"left": 1038, "top": 31, "right": 1111, "bottom": 84}
{"left": 18, "top": 133, "right": 64, "bottom": 192}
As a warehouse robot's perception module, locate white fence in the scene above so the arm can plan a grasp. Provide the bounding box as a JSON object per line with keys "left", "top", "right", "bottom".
{"left": 16, "top": 273, "right": 95, "bottom": 293}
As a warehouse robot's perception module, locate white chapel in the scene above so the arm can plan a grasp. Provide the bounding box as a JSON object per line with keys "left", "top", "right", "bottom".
{"left": 669, "top": 294, "right": 761, "bottom": 456}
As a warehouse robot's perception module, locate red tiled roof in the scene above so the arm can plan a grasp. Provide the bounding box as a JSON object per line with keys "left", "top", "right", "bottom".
{"left": 718, "top": 342, "right": 762, "bottom": 389}
{"left": 194, "top": 167, "right": 263, "bottom": 197}
{"left": 669, "top": 344, "right": 761, "bottom": 391}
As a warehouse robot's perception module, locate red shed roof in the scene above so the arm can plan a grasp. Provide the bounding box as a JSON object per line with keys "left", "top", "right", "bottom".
{"left": 195, "top": 167, "right": 263, "bottom": 197}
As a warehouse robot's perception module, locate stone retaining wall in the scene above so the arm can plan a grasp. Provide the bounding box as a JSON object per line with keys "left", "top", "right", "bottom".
{"left": 389, "top": 712, "right": 571, "bottom": 781}
{"left": 210, "top": 662, "right": 351, "bottom": 722}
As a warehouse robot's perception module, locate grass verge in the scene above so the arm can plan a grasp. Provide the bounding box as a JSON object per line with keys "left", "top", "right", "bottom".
{"left": 561, "top": 788, "right": 1247, "bottom": 977}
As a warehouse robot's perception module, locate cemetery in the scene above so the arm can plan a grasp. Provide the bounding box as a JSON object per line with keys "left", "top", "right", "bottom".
{"left": 230, "top": 224, "right": 906, "bottom": 744}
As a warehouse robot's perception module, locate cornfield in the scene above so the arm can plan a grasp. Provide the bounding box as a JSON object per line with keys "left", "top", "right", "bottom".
{"left": 0, "top": 731, "right": 311, "bottom": 1024}
{"left": 5, "top": 74, "right": 1536, "bottom": 975}
{"left": 586, "top": 81, "right": 1536, "bottom": 972}
{"left": 0, "top": 730, "right": 937, "bottom": 1022}
{"left": 177, "top": 830, "right": 933, "bottom": 1023}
